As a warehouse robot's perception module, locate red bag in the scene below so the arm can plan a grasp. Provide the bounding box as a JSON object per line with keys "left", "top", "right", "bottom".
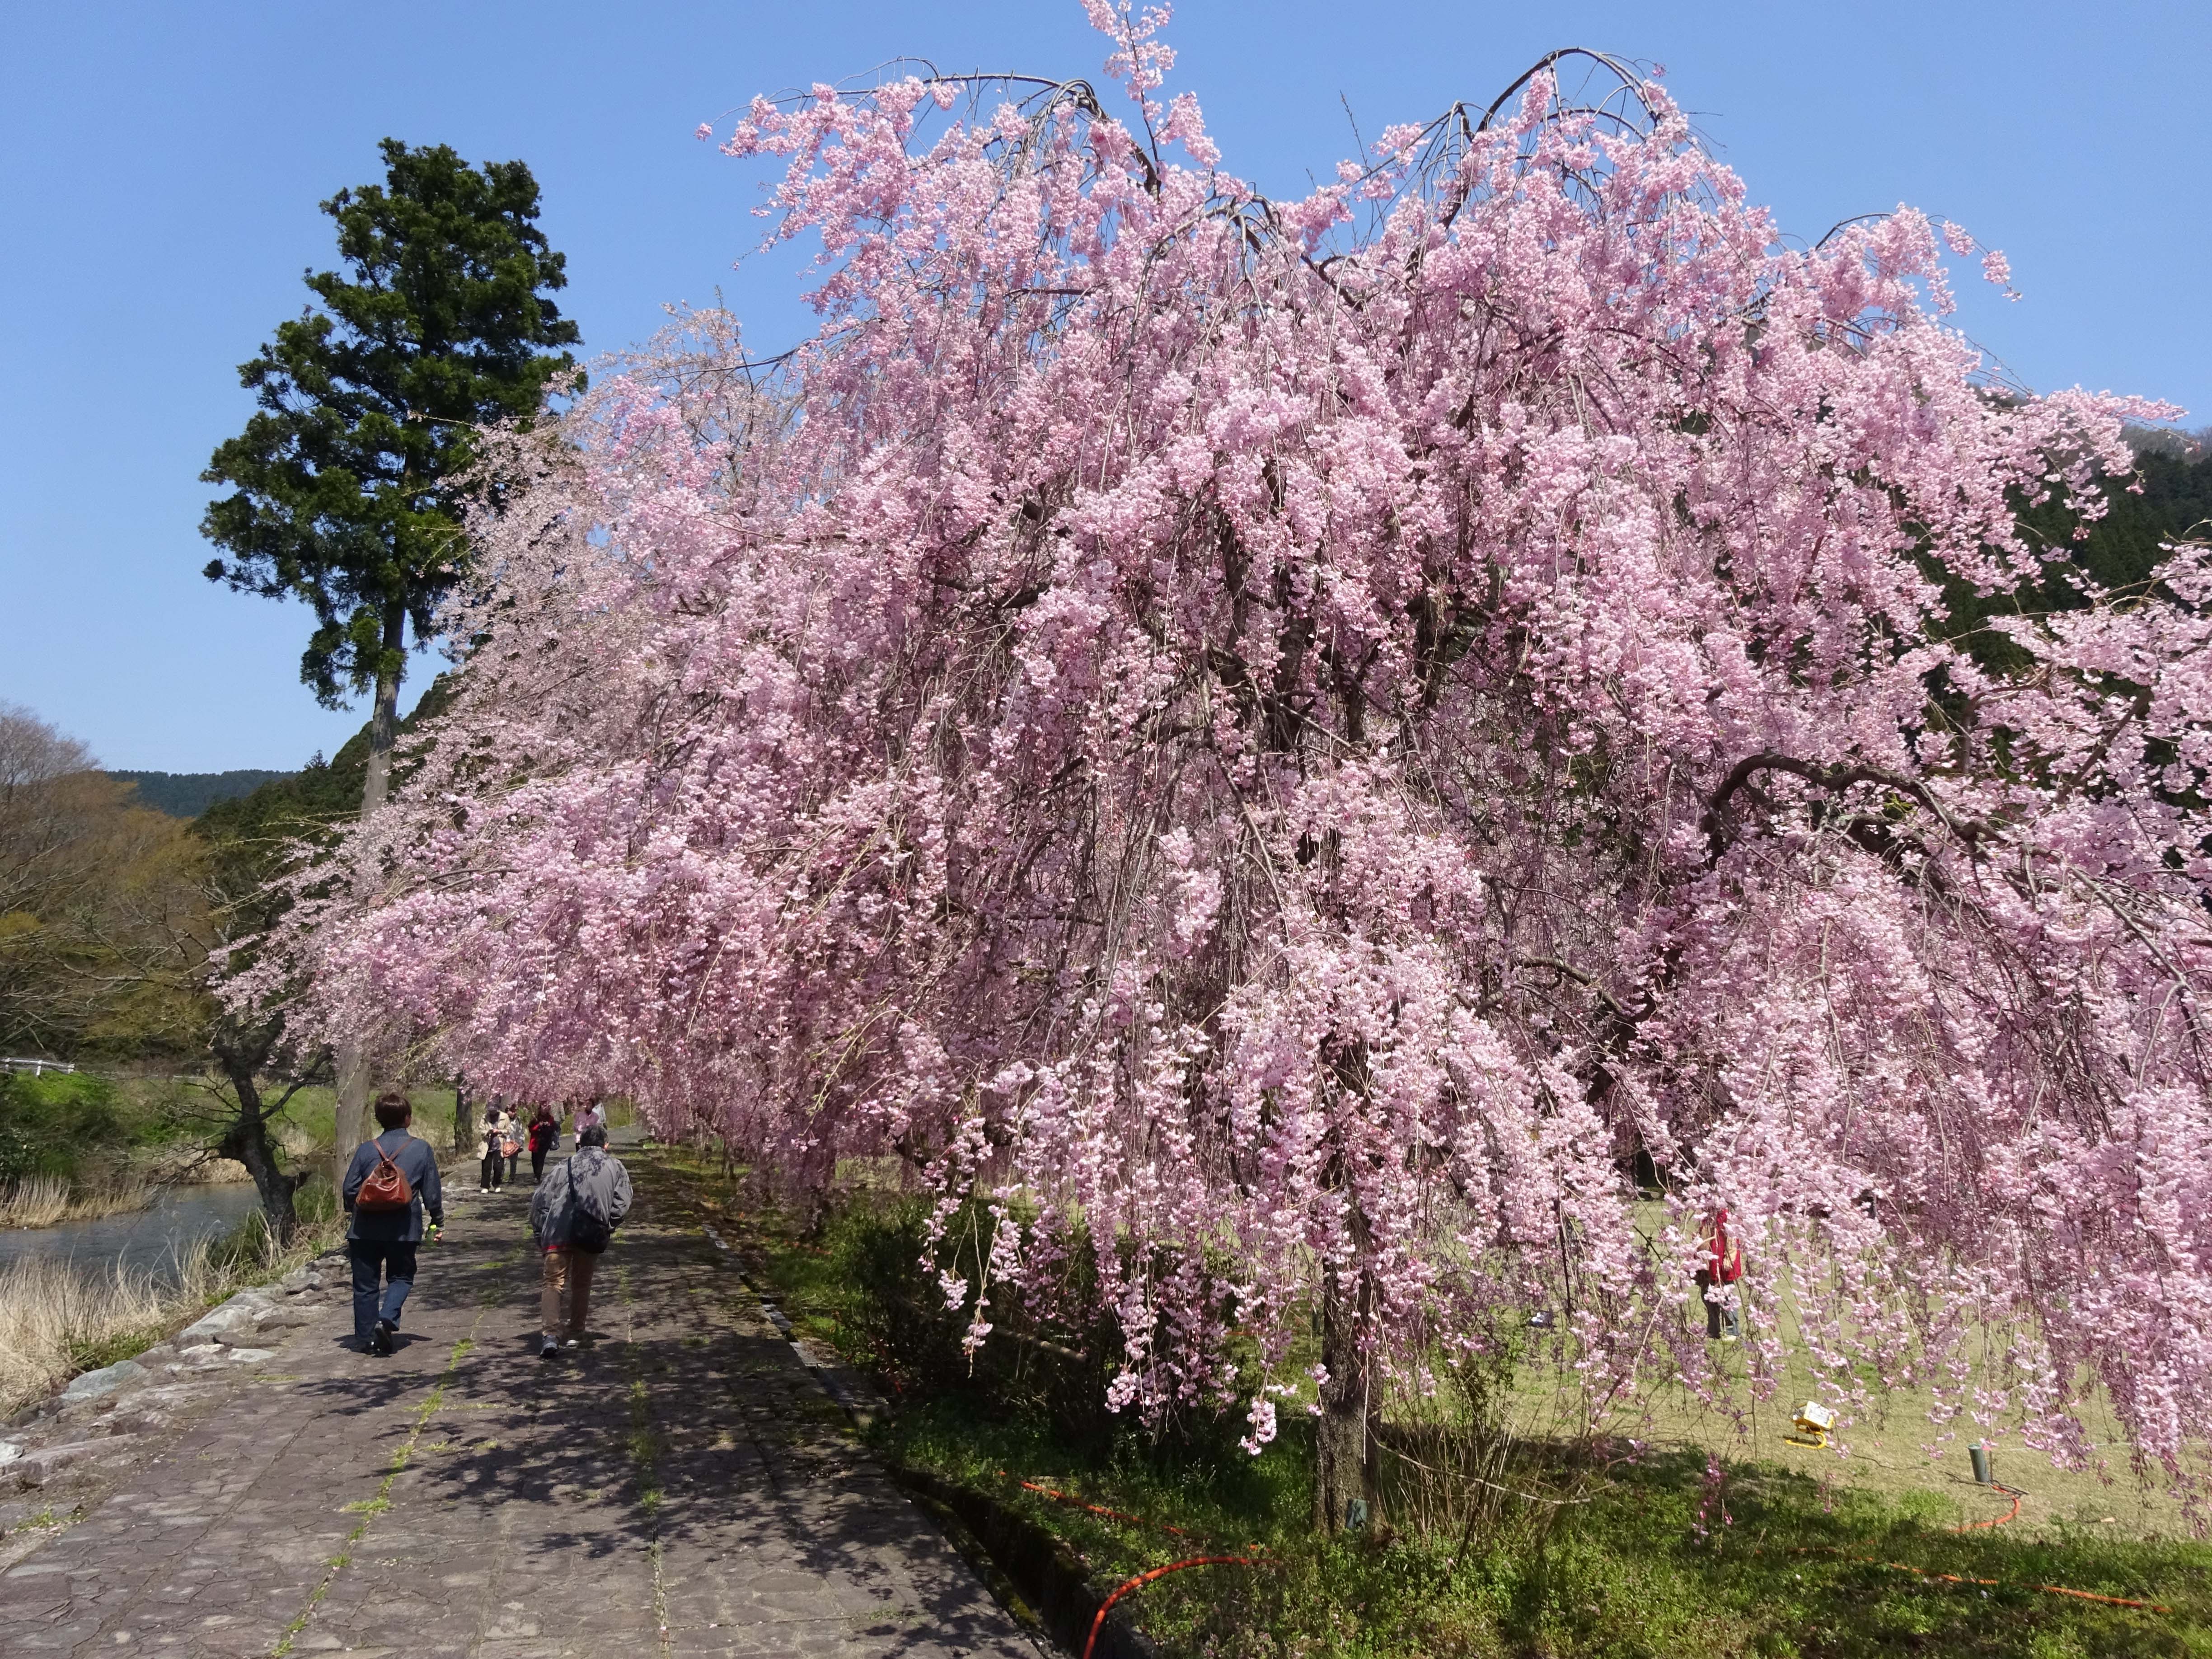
{"left": 356, "top": 1140, "right": 413, "bottom": 1212}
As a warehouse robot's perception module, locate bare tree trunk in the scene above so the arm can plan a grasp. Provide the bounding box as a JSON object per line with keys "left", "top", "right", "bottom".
{"left": 331, "top": 600, "right": 407, "bottom": 1187}
{"left": 1312, "top": 1265, "right": 1381, "bottom": 1534}
{"left": 453, "top": 1072, "right": 474, "bottom": 1153}
{"left": 216, "top": 1051, "right": 306, "bottom": 1247}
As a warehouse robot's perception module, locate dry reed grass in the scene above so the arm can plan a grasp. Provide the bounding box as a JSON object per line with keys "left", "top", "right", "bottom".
{"left": 1373, "top": 1341, "right": 1607, "bottom": 1561}
{"left": 0, "top": 1253, "right": 177, "bottom": 1411}
{"left": 0, "top": 1208, "right": 332, "bottom": 1417}
{"left": 0, "top": 1172, "right": 154, "bottom": 1230}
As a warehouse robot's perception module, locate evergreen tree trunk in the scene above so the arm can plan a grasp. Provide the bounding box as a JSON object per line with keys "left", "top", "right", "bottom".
{"left": 331, "top": 601, "right": 406, "bottom": 1187}
{"left": 331, "top": 1045, "right": 371, "bottom": 1189}
{"left": 359, "top": 600, "right": 404, "bottom": 817}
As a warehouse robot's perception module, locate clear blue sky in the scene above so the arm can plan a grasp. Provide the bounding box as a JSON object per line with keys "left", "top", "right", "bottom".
{"left": 4, "top": 1, "right": 2205, "bottom": 771}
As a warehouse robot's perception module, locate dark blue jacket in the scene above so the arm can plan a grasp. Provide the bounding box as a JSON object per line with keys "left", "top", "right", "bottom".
{"left": 342, "top": 1129, "right": 445, "bottom": 1242}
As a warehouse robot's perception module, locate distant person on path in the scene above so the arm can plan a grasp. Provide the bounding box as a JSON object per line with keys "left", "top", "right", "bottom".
{"left": 477, "top": 1104, "right": 511, "bottom": 1193}
{"left": 342, "top": 1092, "right": 444, "bottom": 1356}
{"left": 1697, "top": 1206, "right": 1744, "bottom": 1342}
{"left": 573, "top": 1097, "right": 606, "bottom": 1150}
{"left": 501, "top": 1109, "right": 524, "bottom": 1186}
{"left": 530, "top": 1123, "right": 632, "bottom": 1359}
{"left": 526, "top": 1105, "right": 558, "bottom": 1185}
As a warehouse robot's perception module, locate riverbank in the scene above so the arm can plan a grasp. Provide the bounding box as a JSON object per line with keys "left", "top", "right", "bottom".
{"left": 0, "top": 1102, "right": 471, "bottom": 1418}
{"left": 0, "top": 1188, "right": 340, "bottom": 1418}
{"left": 0, "top": 1073, "right": 465, "bottom": 1233}
{"left": 0, "top": 1172, "right": 154, "bottom": 1230}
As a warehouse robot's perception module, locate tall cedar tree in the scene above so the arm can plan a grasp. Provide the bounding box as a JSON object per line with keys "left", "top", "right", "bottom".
{"left": 202, "top": 141, "right": 577, "bottom": 1169}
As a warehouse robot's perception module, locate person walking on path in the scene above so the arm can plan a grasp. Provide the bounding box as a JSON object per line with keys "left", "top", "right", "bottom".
{"left": 572, "top": 1097, "right": 606, "bottom": 1150}
{"left": 526, "top": 1105, "right": 558, "bottom": 1184}
{"left": 530, "top": 1123, "right": 632, "bottom": 1359}
{"left": 501, "top": 1109, "right": 524, "bottom": 1186}
{"left": 341, "top": 1092, "right": 445, "bottom": 1356}
{"left": 1697, "top": 1206, "right": 1744, "bottom": 1342}
{"left": 477, "top": 1103, "right": 512, "bottom": 1193}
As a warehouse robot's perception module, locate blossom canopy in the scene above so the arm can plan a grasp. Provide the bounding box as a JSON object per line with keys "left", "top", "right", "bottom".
{"left": 278, "top": 23, "right": 2210, "bottom": 1509}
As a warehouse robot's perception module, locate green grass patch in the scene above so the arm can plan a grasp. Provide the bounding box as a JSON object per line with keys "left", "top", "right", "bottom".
{"left": 644, "top": 1148, "right": 2212, "bottom": 1658}
{"left": 65, "top": 1320, "right": 173, "bottom": 1374}
{"left": 869, "top": 1371, "right": 2212, "bottom": 1657}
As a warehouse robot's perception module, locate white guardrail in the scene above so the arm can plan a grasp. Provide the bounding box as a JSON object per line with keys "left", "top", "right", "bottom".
{"left": 1, "top": 1058, "right": 77, "bottom": 1076}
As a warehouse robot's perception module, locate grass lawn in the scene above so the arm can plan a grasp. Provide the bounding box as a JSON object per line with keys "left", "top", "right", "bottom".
{"left": 647, "top": 1147, "right": 2212, "bottom": 1658}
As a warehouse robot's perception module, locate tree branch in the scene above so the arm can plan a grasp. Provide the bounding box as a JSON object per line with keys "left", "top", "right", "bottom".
{"left": 1702, "top": 751, "right": 1988, "bottom": 866}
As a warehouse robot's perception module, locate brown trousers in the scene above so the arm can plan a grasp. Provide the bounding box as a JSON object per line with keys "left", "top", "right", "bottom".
{"left": 541, "top": 1248, "right": 597, "bottom": 1338}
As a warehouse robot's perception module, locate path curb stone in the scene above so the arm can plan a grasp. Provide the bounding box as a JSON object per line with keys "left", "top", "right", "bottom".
{"left": 56, "top": 1361, "right": 149, "bottom": 1406}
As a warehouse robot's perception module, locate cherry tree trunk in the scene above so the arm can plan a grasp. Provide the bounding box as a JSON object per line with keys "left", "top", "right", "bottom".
{"left": 1312, "top": 1267, "right": 1380, "bottom": 1533}
{"left": 216, "top": 1062, "right": 303, "bottom": 1248}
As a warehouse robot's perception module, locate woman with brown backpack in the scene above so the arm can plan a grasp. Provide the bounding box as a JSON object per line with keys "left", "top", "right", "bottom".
{"left": 341, "top": 1093, "right": 445, "bottom": 1356}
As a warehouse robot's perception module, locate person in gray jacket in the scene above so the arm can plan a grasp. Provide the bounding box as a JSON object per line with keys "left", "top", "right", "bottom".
{"left": 529, "top": 1124, "right": 632, "bottom": 1359}
{"left": 341, "top": 1093, "right": 445, "bottom": 1355}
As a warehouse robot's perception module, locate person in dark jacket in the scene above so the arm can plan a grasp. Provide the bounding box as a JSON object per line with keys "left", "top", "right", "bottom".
{"left": 341, "top": 1092, "right": 445, "bottom": 1355}
{"left": 526, "top": 1105, "right": 558, "bottom": 1185}
{"left": 528, "top": 1124, "right": 633, "bottom": 1359}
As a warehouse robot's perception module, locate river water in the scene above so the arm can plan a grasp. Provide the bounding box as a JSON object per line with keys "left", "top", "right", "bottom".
{"left": 0, "top": 1183, "right": 266, "bottom": 1283}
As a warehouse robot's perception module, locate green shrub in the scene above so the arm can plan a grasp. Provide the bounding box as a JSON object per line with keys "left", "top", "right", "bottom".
{"left": 824, "top": 1194, "right": 1259, "bottom": 1462}
{"left": 0, "top": 1072, "right": 131, "bottom": 1183}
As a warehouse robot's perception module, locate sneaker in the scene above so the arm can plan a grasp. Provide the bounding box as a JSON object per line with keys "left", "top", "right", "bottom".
{"left": 563, "top": 1336, "right": 579, "bottom": 1349}
{"left": 478, "top": 1186, "right": 489, "bottom": 1194}
{"left": 539, "top": 1337, "right": 559, "bottom": 1360}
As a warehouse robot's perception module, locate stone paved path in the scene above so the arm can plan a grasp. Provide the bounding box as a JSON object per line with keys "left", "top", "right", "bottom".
{"left": 0, "top": 1151, "right": 1040, "bottom": 1659}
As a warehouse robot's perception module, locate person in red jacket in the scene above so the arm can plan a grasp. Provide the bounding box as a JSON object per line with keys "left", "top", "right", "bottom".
{"left": 526, "top": 1105, "right": 559, "bottom": 1186}
{"left": 1697, "top": 1207, "right": 1744, "bottom": 1342}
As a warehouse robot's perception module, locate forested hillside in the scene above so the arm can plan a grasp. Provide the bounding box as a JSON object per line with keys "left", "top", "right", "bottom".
{"left": 2085, "top": 426, "right": 2212, "bottom": 584}
{"left": 105, "top": 770, "right": 290, "bottom": 818}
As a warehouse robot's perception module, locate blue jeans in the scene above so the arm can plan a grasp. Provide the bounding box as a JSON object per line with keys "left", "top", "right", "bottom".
{"left": 349, "top": 1239, "right": 419, "bottom": 1344}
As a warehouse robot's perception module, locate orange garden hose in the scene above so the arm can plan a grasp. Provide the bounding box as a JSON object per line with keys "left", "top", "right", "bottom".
{"left": 1788, "top": 1547, "right": 2172, "bottom": 1613}
{"left": 998, "top": 1472, "right": 1265, "bottom": 1658}
{"left": 1081, "top": 1556, "right": 1258, "bottom": 1659}
{"left": 1775, "top": 1486, "right": 2170, "bottom": 1615}
{"left": 1950, "top": 1483, "right": 2023, "bottom": 1532}
{"left": 1003, "top": 1473, "right": 1200, "bottom": 1538}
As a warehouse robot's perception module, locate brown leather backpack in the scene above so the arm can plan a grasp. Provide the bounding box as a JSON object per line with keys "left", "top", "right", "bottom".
{"left": 356, "top": 1138, "right": 414, "bottom": 1212}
